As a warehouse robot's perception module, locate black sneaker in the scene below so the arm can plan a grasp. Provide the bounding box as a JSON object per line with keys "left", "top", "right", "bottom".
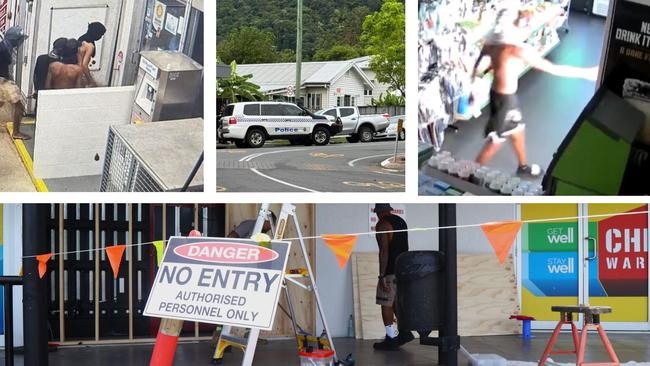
{"left": 397, "top": 331, "right": 415, "bottom": 346}
{"left": 517, "top": 164, "right": 544, "bottom": 178}
{"left": 373, "top": 336, "right": 399, "bottom": 351}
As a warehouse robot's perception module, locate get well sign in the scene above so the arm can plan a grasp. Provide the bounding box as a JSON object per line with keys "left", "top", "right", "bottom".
{"left": 144, "top": 237, "right": 291, "bottom": 330}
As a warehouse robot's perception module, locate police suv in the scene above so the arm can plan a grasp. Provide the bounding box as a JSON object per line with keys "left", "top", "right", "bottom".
{"left": 218, "top": 102, "right": 343, "bottom": 148}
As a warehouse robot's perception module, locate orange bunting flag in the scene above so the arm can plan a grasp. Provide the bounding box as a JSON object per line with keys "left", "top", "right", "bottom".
{"left": 36, "top": 253, "right": 53, "bottom": 279}
{"left": 106, "top": 245, "right": 126, "bottom": 279}
{"left": 480, "top": 221, "right": 522, "bottom": 264}
{"left": 321, "top": 234, "right": 358, "bottom": 269}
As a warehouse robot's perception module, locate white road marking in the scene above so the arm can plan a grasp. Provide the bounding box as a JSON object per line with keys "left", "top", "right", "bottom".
{"left": 348, "top": 153, "right": 395, "bottom": 167}
{"left": 250, "top": 169, "right": 319, "bottom": 193}
{"left": 370, "top": 170, "right": 405, "bottom": 177}
{"left": 239, "top": 148, "right": 307, "bottom": 162}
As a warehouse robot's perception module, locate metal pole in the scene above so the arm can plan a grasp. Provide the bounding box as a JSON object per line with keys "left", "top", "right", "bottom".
{"left": 295, "top": 0, "right": 303, "bottom": 103}
{"left": 22, "top": 204, "right": 50, "bottom": 366}
{"left": 438, "top": 204, "right": 459, "bottom": 366}
{"left": 393, "top": 121, "right": 400, "bottom": 162}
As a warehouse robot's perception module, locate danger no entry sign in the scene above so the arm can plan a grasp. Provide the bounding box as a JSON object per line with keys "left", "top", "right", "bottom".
{"left": 144, "top": 236, "right": 291, "bottom": 330}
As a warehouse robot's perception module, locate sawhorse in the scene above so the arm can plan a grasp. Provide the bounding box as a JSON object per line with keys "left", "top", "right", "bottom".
{"left": 538, "top": 305, "right": 620, "bottom": 366}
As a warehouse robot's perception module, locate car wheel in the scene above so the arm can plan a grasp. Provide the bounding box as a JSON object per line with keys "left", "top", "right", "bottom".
{"left": 312, "top": 127, "right": 331, "bottom": 146}
{"left": 358, "top": 126, "right": 374, "bottom": 143}
{"left": 246, "top": 128, "right": 266, "bottom": 148}
{"left": 399, "top": 129, "right": 405, "bottom": 141}
{"left": 234, "top": 140, "right": 248, "bottom": 148}
{"left": 346, "top": 135, "right": 359, "bottom": 143}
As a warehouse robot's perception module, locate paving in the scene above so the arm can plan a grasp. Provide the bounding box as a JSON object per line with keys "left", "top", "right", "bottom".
{"left": 0, "top": 109, "right": 36, "bottom": 192}
{"left": 3, "top": 333, "right": 650, "bottom": 365}
{"left": 217, "top": 140, "right": 406, "bottom": 192}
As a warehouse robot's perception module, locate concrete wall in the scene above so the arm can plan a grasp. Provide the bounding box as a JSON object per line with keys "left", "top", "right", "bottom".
{"left": 314, "top": 203, "right": 516, "bottom": 337}
{"left": 33, "top": 86, "right": 135, "bottom": 179}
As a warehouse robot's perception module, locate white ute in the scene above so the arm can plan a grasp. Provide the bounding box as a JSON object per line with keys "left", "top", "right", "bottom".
{"left": 316, "top": 106, "right": 390, "bottom": 143}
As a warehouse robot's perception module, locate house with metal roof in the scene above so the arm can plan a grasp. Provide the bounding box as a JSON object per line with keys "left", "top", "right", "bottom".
{"left": 236, "top": 56, "right": 391, "bottom": 110}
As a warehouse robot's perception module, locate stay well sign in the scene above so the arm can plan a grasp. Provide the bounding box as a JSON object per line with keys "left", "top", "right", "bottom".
{"left": 144, "top": 237, "right": 291, "bottom": 330}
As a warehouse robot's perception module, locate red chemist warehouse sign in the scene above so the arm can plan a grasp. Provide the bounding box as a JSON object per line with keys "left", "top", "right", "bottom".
{"left": 598, "top": 206, "right": 648, "bottom": 296}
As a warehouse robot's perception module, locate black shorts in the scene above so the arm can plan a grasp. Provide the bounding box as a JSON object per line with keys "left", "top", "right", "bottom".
{"left": 485, "top": 90, "right": 525, "bottom": 143}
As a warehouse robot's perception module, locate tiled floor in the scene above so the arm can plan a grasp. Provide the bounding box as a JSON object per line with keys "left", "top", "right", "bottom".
{"left": 4, "top": 333, "right": 650, "bottom": 365}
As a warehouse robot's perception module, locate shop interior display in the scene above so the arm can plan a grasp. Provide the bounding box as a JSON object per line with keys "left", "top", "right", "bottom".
{"left": 419, "top": 0, "right": 570, "bottom": 195}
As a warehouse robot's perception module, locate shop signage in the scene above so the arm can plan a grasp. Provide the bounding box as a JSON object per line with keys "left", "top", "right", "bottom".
{"left": 140, "top": 56, "right": 159, "bottom": 79}
{"left": 601, "top": 0, "right": 650, "bottom": 130}
{"left": 524, "top": 252, "right": 579, "bottom": 296}
{"left": 153, "top": 1, "right": 167, "bottom": 31}
{"left": 369, "top": 204, "right": 406, "bottom": 232}
{"left": 597, "top": 207, "right": 648, "bottom": 296}
{"left": 144, "top": 237, "right": 291, "bottom": 330}
{"left": 527, "top": 222, "right": 579, "bottom": 252}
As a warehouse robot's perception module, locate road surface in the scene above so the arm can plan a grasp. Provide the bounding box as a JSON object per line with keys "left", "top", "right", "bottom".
{"left": 217, "top": 141, "right": 405, "bottom": 192}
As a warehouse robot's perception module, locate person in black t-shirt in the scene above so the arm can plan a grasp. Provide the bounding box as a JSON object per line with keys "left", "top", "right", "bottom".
{"left": 373, "top": 204, "right": 414, "bottom": 351}
{"left": 0, "top": 27, "right": 29, "bottom": 139}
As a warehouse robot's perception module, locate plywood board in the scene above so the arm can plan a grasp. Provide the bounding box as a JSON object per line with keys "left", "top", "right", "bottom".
{"left": 226, "top": 204, "right": 316, "bottom": 338}
{"left": 351, "top": 253, "right": 519, "bottom": 340}
{"left": 458, "top": 254, "right": 519, "bottom": 336}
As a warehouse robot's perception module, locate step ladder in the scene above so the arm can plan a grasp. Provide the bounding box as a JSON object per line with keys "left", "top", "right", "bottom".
{"left": 212, "top": 203, "right": 337, "bottom": 365}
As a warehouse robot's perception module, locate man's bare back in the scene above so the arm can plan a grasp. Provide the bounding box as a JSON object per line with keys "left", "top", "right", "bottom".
{"left": 46, "top": 62, "right": 88, "bottom": 89}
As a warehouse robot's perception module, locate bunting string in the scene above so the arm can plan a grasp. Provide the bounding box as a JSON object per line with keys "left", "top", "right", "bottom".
{"left": 22, "top": 239, "right": 169, "bottom": 259}
{"left": 20, "top": 209, "right": 650, "bottom": 259}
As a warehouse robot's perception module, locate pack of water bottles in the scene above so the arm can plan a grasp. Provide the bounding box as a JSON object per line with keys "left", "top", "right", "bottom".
{"left": 427, "top": 151, "right": 545, "bottom": 195}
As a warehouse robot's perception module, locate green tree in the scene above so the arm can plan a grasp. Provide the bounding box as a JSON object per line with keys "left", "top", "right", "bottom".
{"left": 217, "top": 61, "right": 265, "bottom": 102}
{"left": 361, "top": 0, "right": 405, "bottom": 97}
{"left": 371, "top": 92, "right": 405, "bottom": 107}
{"left": 217, "top": 27, "right": 279, "bottom": 64}
{"left": 312, "top": 44, "right": 361, "bottom": 61}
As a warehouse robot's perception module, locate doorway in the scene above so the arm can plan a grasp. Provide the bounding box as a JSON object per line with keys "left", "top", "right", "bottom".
{"left": 519, "top": 203, "right": 649, "bottom": 330}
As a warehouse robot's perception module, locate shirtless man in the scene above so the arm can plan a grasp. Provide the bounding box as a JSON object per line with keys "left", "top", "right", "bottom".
{"left": 469, "top": 8, "right": 598, "bottom": 177}
{"left": 45, "top": 39, "right": 93, "bottom": 89}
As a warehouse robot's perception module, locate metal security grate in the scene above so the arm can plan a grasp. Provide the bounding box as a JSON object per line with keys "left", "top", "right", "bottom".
{"left": 100, "top": 128, "right": 164, "bottom": 192}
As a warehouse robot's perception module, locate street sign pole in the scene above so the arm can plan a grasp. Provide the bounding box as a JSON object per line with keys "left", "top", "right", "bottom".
{"left": 393, "top": 119, "right": 403, "bottom": 163}
{"left": 295, "top": 0, "right": 303, "bottom": 104}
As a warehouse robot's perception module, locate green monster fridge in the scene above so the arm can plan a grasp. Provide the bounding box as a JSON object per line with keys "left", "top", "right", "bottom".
{"left": 520, "top": 204, "right": 649, "bottom": 330}
{"left": 543, "top": 0, "right": 650, "bottom": 195}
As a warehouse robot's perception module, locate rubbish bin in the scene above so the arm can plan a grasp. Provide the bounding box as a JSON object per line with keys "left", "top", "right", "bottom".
{"left": 395, "top": 251, "right": 443, "bottom": 332}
